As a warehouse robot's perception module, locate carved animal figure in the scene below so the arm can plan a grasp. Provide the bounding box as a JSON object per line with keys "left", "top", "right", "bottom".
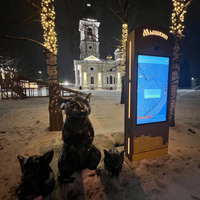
{"left": 104, "top": 148, "right": 125, "bottom": 178}
{"left": 57, "top": 93, "right": 101, "bottom": 183}
{"left": 16, "top": 150, "right": 55, "bottom": 200}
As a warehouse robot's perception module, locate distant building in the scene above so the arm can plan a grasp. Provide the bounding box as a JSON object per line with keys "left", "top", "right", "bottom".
{"left": 74, "top": 5, "right": 122, "bottom": 90}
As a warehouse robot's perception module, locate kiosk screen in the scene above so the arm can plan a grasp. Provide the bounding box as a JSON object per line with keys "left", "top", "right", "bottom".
{"left": 137, "top": 55, "right": 169, "bottom": 125}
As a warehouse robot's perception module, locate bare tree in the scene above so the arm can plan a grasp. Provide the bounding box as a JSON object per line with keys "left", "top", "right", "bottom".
{"left": 1, "top": 0, "right": 63, "bottom": 131}
{"left": 169, "top": 0, "right": 194, "bottom": 127}
{"left": 40, "top": 0, "right": 63, "bottom": 131}
{"left": 102, "top": 0, "right": 134, "bottom": 104}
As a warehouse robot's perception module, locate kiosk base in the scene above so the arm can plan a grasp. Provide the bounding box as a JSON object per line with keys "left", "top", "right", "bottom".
{"left": 131, "top": 148, "right": 168, "bottom": 162}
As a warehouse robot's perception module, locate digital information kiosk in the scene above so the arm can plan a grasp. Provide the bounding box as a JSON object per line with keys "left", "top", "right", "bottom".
{"left": 124, "top": 25, "right": 173, "bottom": 162}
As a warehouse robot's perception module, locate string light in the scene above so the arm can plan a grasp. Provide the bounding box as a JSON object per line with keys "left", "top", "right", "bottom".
{"left": 121, "top": 23, "right": 128, "bottom": 76}
{"left": 170, "top": 0, "right": 187, "bottom": 35}
{"left": 41, "top": 0, "right": 57, "bottom": 55}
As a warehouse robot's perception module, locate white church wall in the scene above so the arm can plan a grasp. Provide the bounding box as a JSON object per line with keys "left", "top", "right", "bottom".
{"left": 74, "top": 17, "right": 122, "bottom": 90}
{"left": 83, "top": 72, "right": 87, "bottom": 87}
{"left": 102, "top": 75, "right": 105, "bottom": 87}
{"left": 94, "top": 73, "right": 98, "bottom": 88}
{"left": 118, "top": 72, "right": 121, "bottom": 87}
{"left": 98, "top": 72, "right": 102, "bottom": 88}
{"left": 87, "top": 66, "right": 98, "bottom": 72}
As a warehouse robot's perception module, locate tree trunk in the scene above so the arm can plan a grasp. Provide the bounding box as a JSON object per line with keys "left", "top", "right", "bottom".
{"left": 120, "top": 22, "right": 128, "bottom": 104}
{"left": 45, "top": 50, "right": 63, "bottom": 131}
{"left": 169, "top": 34, "right": 184, "bottom": 127}
{"left": 120, "top": 75, "right": 125, "bottom": 104}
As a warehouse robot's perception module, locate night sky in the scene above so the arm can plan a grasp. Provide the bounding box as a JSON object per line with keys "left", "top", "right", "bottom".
{"left": 0, "top": 0, "right": 200, "bottom": 83}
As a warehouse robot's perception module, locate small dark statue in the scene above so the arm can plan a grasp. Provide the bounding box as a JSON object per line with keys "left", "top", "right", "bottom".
{"left": 104, "top": 148, "right": 125, "bottom": 178}
{"left": 57, "top": 93, "right": 101, "bottom": 183}
{"left": 16, "top": 150, "right": 55, "bottom": 200}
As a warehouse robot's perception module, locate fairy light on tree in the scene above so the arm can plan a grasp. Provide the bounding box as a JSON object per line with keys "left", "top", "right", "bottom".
{"left": 41, "top": 0, "right": 63, "bottom": 131}
{"left": 1, "top": 0, "right": 63, "bottom": 131}
{"left": 41, "top": 0, "right": 57, "bottom": 55}
{"left": 121, "top": 23, "right": 128, "bottom": 76}
{"left": 170, "top": 0, "right": 189, "bottom": 35}
{"left": 104, "top": 0, "right": 132, "bottom": 104}
{"left": 169, "top": 0, "right": 194, "bottom": 127}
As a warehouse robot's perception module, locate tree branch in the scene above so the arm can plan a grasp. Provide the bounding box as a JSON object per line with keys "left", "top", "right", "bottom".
{"left": 118, "top": 0, "right": 125, "bottom": 15}
{"left": 1, "top": 35, "right": 45, "bottom": 48}
{"left": 185, "top": 0, "right": 194, "bottom": 8}
{"left": 124, "top": 0, "right": 132, "bottom": 19}
{"left": 78, "top": 21, "right": 119, "bottom": 49}
{"left": 102, "top": 0, "right": 123, "bottom": 22}
{"left": 22, "top": 11, "right": 41, "bottom": 26}
{"left": 23, "top": 0, "right": 41, "bottom": 11}
{"left": 109, "top": 7, "right": 124, "bottom": 22}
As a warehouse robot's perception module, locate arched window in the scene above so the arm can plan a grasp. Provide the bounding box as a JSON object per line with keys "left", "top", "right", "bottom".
{"left": 107, "top": 77, "right": 108, "bottom": 84}
{"left": 110, "top": 76, "right": 112, "bottom": 84}
{"left": 114, "top": 77, "right": 115, "bottom": 84}
{"left": 91, "top": 76, "right": 94, "bottom": 84}
{"left": 87, "top": 28, "right": 93, "bottom": 40}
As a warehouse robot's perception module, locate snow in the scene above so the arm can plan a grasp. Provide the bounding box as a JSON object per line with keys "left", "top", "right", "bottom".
{"left": 0, "top": 89, "right": 200, "bottom": 200}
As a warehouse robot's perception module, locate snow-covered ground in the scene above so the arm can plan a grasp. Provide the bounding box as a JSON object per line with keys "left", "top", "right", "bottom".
{"left": 0, "top": 89, "right": 200, "bottom": 200}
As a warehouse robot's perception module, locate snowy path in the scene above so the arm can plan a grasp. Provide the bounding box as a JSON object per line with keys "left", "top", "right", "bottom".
{"left": 0, "top": 89, "right": 200, "bottom": 200}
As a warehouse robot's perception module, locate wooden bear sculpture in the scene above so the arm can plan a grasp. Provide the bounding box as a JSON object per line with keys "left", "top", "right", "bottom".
{"left": 15, "top": 150, "right": 55, "bottom": 200}
{"left": 104, "top": 148, "right": 125, "bottom": 178}
{"left": 57, "top": 93, "right": 101, "bottom": 183}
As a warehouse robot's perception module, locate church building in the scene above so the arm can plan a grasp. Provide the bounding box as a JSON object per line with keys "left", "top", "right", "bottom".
{"left": 74, "top": 4, "right": 122, "bottom": 90}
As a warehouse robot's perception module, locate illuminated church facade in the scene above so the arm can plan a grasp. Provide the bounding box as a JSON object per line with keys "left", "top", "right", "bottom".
{"left": 74, "top": 6, "right": 122, "bottom": 90}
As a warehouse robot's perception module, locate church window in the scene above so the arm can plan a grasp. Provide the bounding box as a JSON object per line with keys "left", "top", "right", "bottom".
{"left": 114, "top": 77, "right": 115, "bottom": 84}
{"left": 110, "top": 76, "right": 112, "bottom": 84}
{"left": 91, "top": 77, "right": 94, "bottom": 84}
{"left": 107, "top": 77, "right": 108, "bottom": 84}
{"left": 90, "top": 67, "right": 93, "bottom": 71}
{"left": 87, "top": 27, "right": 93, "bottom": 40}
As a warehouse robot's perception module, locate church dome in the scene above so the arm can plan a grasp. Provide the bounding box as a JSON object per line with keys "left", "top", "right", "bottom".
{"left": 114, "top": 48, "right": 123, "bottom": 60}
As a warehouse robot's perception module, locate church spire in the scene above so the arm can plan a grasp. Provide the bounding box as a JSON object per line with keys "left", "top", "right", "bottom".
{"left": 79, "top": 4, "right": 100, "bottom": 59}
{"left": 83, "top": 2, "right": 96, "bottom": 21}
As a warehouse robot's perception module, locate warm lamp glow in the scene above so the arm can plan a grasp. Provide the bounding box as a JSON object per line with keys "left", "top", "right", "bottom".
{"left": 170, "top": 0, "right": 187, "bottom": 35}
{"left": 122, "top": 23, "right": 128, "bottom": 76}
{"left": 41, "top": 0, "right": 57, "bottom": 55}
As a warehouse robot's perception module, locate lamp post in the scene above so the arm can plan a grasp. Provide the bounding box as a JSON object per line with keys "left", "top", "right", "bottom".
{"left": 38, "top": 70, "right": 43, "bottom": 80}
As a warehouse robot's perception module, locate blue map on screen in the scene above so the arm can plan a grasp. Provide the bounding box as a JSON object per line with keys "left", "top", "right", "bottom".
{"left": 137, "top": 55, "right": 169, "bottom": 125}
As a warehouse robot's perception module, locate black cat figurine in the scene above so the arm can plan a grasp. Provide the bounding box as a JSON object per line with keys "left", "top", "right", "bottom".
{"left": 104, "top": 148, "right": 125, "bottom": 178}
{"left": 57, "top": 93, "right": 101, "bottom": 183}
{"left": 16, "top": 150, "right": 55, "bottom": 200}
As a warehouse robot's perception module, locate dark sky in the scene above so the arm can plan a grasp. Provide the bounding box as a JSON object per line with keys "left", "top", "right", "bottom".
{"left": 0, "top": 0, "right": 200, "bottom": 83}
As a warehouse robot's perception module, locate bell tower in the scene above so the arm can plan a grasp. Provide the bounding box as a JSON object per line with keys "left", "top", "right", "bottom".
{"left": 79, "top": 4, "right": 100, "bottom": 59}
